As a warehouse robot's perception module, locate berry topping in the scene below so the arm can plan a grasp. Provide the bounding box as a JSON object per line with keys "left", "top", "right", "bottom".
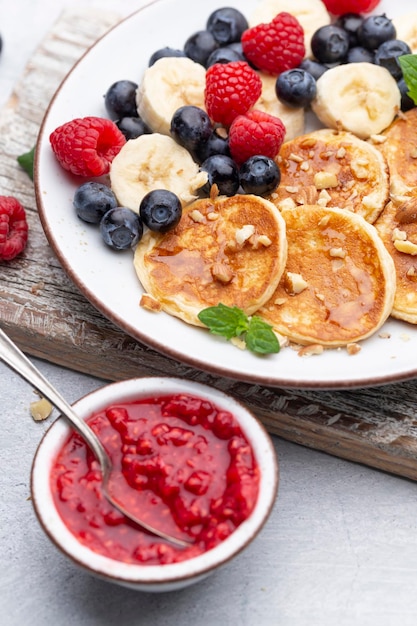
{"left": 100, "top": 207, "right": 143, "bottom": 250}
{"left": 206, "top": 46, "right": 244, "bottom": 67}
{"left": 0, "top": 196, "right": 28, "bottom": 261}
{"left": 104, "top": 80, "right": 139, "bottom": 120}
{"left": 199, "top": 154, "right": 240, "bottom": 197}
{"left": 228, "top": 109, "right": 286, "bottom": 166}
{"left": 322, "top": 0, "right": 381, "bottom": 15}
{"left": 311, "top": 25, "right": 350, "bottom": 64}
{"left": 334, "top": 13, "right": 364, "bottom": 47}
{"left": 116, "top": 116, "right": 152, "bottom": 140}
{"left": 205, "top": 61, "right": 262, "bottom": 127}
{"left": 50, "top": 116, "right": 126, "bottom": 177}
{"left": 139, "top": 190, "right": 182, "bottom": 233}
{"left": 206, "top": 8, "right": 248, "bottom": 45}
{"left": 356, "top": 14, "right": 396, "bottom": 51}
{"left": 241, "top": 12, "right": 305, "bottom": 76}
{"left": 184, "top": 30, "right": 219, "bottom": 66}
{"left": 299, "top": 58, "right": 328, "bottom": 81}
{"left": 193, "top": 128, "right": 231, "bottom": 164}
{"left": 239, "top": 156, "right": 281, "bottom": 196}
{"left": 148, "top": 47, "right": 186, "bottom": 66}
{"left": 73, "top": 182, "right": 118, "bottom": 224}
{"left": 346, "top": 46, "right": 375, "bottom": 64}
{"left": 170, "top": 105, "right": 212, "bottom": 154}
{"left": 275, "top": 68, "right": 317, "bottom": 108}
{"left": 374, "top": 39, "right": 412, "bottom": 81}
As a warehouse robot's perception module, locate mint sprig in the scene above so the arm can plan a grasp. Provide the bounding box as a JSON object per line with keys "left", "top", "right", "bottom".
{"left": 197, "top": 303, "right": 280, "bottom": 355}
{"left": 399, "top": 54, "right": 417, "bottom": 105}
{"left": 17, "top": 145, "right": 35, "bottom": 180}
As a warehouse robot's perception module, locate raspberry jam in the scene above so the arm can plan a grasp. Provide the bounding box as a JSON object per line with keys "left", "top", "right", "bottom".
{"left": 50, "top": 393, "right": 260, "bottom": 565}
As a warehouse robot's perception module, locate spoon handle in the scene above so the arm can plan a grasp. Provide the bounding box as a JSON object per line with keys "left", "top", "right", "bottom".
{"left": 0, "top": 327, "right": 110, "bottom": 476}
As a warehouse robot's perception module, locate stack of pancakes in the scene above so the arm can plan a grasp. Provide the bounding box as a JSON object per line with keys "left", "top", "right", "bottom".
{"left": 134, "top": 110, "right": 417, "bottom": 351}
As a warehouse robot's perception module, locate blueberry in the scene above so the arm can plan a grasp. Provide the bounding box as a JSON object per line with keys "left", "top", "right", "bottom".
{"left": 170, "top": 106, "right": 212, "bottom": 153}
{"left": 148, "top": 47, "right": 186, "bottom": 66}
{"left": 104, "top": 80, "right": 138, "bottom": 121}
{"left": 139, "top": 190, "right": 182, "bottom": 233}
{"left": 311, "top": 25, "right": 350, "bottom": 64}
{"left": 193, "top": 129, "right": 231, "bottom": 164}
{"left": 116, "top": 116, "right": 152, "bottom": 140}
{"left": 100, "top": 207, "right": 143, "bottom": 250}
{"left": 73, "top": 182, "right": 118, "bottom": 224}
{"left": 398, "top": 78, "right": 416, "bottom": 112}
{"left": 200, "top": 155, "right": 240, "bottom": 197}
{"left": 184, "top": 30, "right": 219, "bottom": 66}
{"left": 346, "top": 46, "right": 375, "bottom": 64}
{"left": 334, "top": 13, "right": 364, "bottom": 47}
{"left": 206, "top": 8, "right": 248, "bottom": 45}
{"left": 299, "top": 58, "right": 328, "bottom": 81}
{"left": 239, "top": 156, "right": 281, "bottom": 196}
{"left": 374, "top": 39, "right": 412, "bottom": 80}
{"left": 206, "top": 46, "right": 244, "bottom": 67}
{"left": 276, "top": 69, "right": 317, "bottom": 108}
{"left": 357, "top": 15, "right": 396, "bottom": 51}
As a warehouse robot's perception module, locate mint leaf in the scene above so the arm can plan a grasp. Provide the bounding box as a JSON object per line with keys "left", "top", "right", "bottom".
{"left": 246, "top": 316, "right": 280, "bottom": 355}
{"left": 198, "top": 303, "right": 249, "bottom": 340}
{"left": 17, "top": 146, "right": 35, "bottom": 180}
{"left": 399, "top": 54, "right": 417, "bottom": 104}
{"left": 198, "top": 303, "right": 280, "bottom": 355}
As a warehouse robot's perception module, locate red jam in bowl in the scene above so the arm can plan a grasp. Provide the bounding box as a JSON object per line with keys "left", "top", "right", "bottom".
{"left": 50, "top": 393, "right": 260, "bottom": 565}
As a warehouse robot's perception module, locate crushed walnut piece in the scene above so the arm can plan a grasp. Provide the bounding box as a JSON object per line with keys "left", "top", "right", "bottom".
{"left": 235, "top": 224, "right": 255, "bottom": 245}
{"left": 298, "top": 344, "right": 324, "bottom": 357}
{"left": 346, "top": 343, "right": 361, "bottom": 355}
{"left": 211, "top": 262, "right": 233, "bottom": 283}
{"left": 285, "top": 271, "right": 308, "bottom": 295}
{"left": 314, "top": 171, "right": 338, "bottom": 189}
{"left": 140, "top": 293, "right": 162, "bottom": 312}
{"left": 30, "top": 396, "right": 53, "bottom": 422}
{"left": 394, "top": 239, "right": 417, "bottom": 255}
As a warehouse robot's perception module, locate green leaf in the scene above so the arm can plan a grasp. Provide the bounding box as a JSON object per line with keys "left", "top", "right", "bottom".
{"left": 198, "top": 303, "right": 249, "bottom": 340}
{"left": 17, "top": 146, "right": 36, "bottom": 180}
{"left": 246, "top": 316, "right": 280, "bottom": 355}
{"left": 399, "top": 54, "right": 417, "bottom": 105}
{"left": 198, "top": 303, "right": 280, "bottom": 355}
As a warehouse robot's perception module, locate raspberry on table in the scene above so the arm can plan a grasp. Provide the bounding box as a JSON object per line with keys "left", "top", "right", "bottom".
{"left": 228, "top": 109, "right": 286, "bottom": 165}
{"left": 241, "top": 12, "right": 305, "bottom": 76}
{"left": 204, "top": 61, "right": 262, "bottom": 127}
{"left": 50, "top": 116, "right": 126, "bottom": 177}
{"left": 0, "top": 196, "right": 29, "bottom": 261}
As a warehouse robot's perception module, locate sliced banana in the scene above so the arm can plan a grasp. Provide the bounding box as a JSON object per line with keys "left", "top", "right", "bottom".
{"left": 393, "top": 12, "right": 417, "bottom": 54}
{"left": 249, "top": 0, "right": 331, "bottom": 58}
{"left": 255, "top": 72, "right": 305, "bottom": 140}
{"left": 311, "top": 63, "right": 401, "bottom": 140}
{"left": 136, "top": 57, "right": 206, "bottom": 135}
{"left": 110, "top": 134, "right": 208, "bottom": 211}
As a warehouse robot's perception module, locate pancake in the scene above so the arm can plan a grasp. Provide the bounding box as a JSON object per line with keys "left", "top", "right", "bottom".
{"left": 258, "top": 205, "right": 396, "bottom": 347}
{"left": 377, "top": 108, "right": 417, "bottom": 197}
{"left": 134, "top": 194, "right": 287, "bottom": 326}
{"left": 267, "top": 129, "right": 389, "bottom": 223}
{"left": 375, "top": 195, "right": 417, "bottom": 324}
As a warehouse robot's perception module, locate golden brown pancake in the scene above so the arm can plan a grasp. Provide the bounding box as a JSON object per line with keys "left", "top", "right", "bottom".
{"left": 375, "top": 195, "right": 417, "bottom": 324}
{"left": 377, "top": 108, "right": 417, "bottom": 197}
{"left": 267, "top": 129, "right": 389, "bottom": 223}
{"left": 258, "top": 205, "right": 396, "bottom": 347}
{"left": 134, "top": 194, "right": 287, "bottom": 326}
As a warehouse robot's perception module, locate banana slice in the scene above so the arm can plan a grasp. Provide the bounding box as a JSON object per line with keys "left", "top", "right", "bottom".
{"left": 249, "top": 0, "right": 331, "bottom": 58}
{"left": 255, "top": 72, "right": 305, "bottom": 140}
{"left": 393, "top": 12, "right": 417, "bottom": 54}
{"left": 311, "top": 63, "right": 401, "bottom": 140}
{"left": 136, "top": 57, "right": 206, "bottom": 135}
{"left": 110, "top": 133, "right": 208, "bottom": 211}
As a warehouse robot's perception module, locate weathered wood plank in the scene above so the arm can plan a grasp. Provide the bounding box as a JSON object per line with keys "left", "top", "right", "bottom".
{"left": 1, "top": 7, "right": 417, "bottom": 480}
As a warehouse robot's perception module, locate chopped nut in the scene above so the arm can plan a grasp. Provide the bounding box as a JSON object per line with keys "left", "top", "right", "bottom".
{"left": 329, "top": 247, "right": 346, "bottom": 258}
{"left": 189, "top": 209, "right": 205, "bottom": 223}
{"left": 289, "top": 152, "right": 304, "bottom": 163}
{"left": 295, "top": 185, "right": 318, "bottom": 205}
{"left": 392, "top": 227, "right": 407, "bottom": 241}
{"left": 299, "top": 136, "right": 317, "bottom": 148}
{"left": 396, "top": 199, "right": 417, "bottom": 224}
{"left": 256, "top": 234, "right": 272, "bottom": 247}
{"left": 410, "top": 148, "right": 417, "bottom": 159}
{"left": 230, "top": 336, "right": 246, "bottom": 350}
{"left": 336, "top": 147, "right": 346, "bottom": 159}
{"left": 235, "top": 224, "right": 255, "bottom": 245}
{"left": 298, "top": 344, "right": 324, "bottom": 357}
{"left": 211, "top": 262, "right": 233, "bottom": 283}
{"left": 207, "top": 211, "right": 219, "bottom": 221}
{"left": 370, "top": 134, "right": 387, "bottom": 144}
{"left": 406, "top": 266, "right": 417, "bottom": 277}
{"left": 362, "top": 195, "right": 378, "bottom": 211}
{"left": 314, "top": 171, "right": 338, "bottom": 189}
{"left": 274, "top": 297, "right": 287, "bottom": 305}
{"left": 30, "top": 397, "right": 53, "bottom": 422}
{"left": 351, "top": 159, "right": 369, "bottom": 180}
{"left": 300, "top": 161, "right": 310, "bottom": 171}
{"left": 315, "top": 292, "right": 325, "bottom": 301}
{"left": 394, "top": 239, "right": 417, "bottom": 255}
{"left": 278, "top": 198, "right": 297, "bottom": 210}
{"left": 284, "top": 185, "right": 299, "bottom": 193}
{"left": 378, "top": 332, "right": 391, "bottom": 339}
{"left": 317, "top": 189, "right": 332, "bottom": 207}
{"left": 140, "top": 293, "right": 162, "bottom": 312}
{"left": 285, "top": 271, "right": 308, "bottom": 294}
{"left": 346, "top": 343, "right": 361, "bottom": 355}
{"left": 318, "top": 214, "right": 331, "bottom": 227}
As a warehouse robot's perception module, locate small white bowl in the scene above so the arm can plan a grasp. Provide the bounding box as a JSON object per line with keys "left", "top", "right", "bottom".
{"left": 31, "top": 376, "right": 278, "bottom": 592}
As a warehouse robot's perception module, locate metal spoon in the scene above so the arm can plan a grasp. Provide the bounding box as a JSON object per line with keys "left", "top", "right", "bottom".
{"left": 0, "top": 326, "right": 190, "bottom": 548}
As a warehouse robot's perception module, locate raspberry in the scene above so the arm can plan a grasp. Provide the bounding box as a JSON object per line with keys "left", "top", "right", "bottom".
{"left": 228, "top": 110, "right": 286, "bottom": 165}
{"left": 241, "top": 12, "right": 305, "bottom": 76}
{"left": 205, "top": 61, "right": 262, "bottom": 127}
{"left": 50, "top": 116, "right": 126, "bottom": 177}
{"left": 0, "top": 196, "right": 29, "bottom": 261}
{"left": 322, "top": 0, "right": 381, "bottom": 15}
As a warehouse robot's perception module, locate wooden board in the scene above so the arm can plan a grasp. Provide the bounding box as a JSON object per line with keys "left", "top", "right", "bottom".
{"left": 2, "top": 8, "right": 417, "bottom": 480}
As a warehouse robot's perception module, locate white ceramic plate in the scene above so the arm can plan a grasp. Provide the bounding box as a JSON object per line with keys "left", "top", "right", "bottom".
{"left": 35, "top": 0, "right": 417, "bottom": 389}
